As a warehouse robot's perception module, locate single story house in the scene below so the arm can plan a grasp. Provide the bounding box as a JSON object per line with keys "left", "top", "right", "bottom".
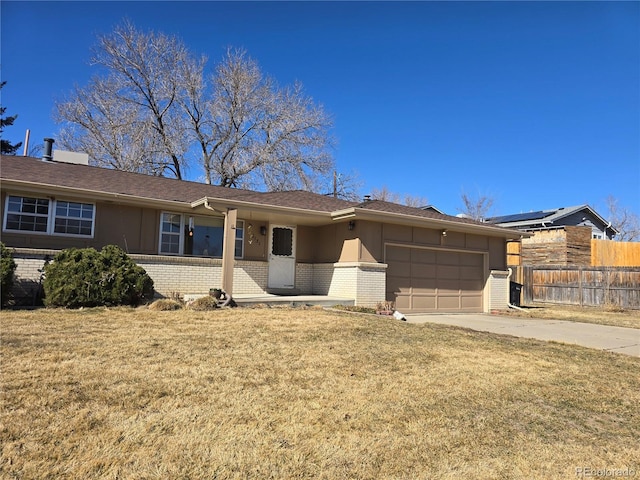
{"left": 1, "top": 153, "right": 525, "bottom": 312}
{"left": 485, "top": 205, "right": 617, "bottom": 240}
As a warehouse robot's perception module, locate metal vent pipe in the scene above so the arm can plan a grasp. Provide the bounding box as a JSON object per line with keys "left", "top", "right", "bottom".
{"left": 42, "top": 138, "right": 55, "bottom": 161}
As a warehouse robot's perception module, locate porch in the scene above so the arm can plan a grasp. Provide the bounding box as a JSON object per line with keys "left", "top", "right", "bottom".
{"left": 185, "top": 293, "right": 355, "bottom": 308}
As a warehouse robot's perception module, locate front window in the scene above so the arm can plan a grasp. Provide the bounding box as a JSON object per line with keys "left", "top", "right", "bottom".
{"left": 160, "top": 212, "right": 243, "bottom": 258}
{"left": 160, "top": 213, "right": 182, "bottom": 254}
{"left": 5, "top": 196, "right": 50, "bottom": 232}
{"left": 187, "top": 217, "right": 224, "bottom": 257}
{"left": 4, "top": 195, "right": 94, "bottom": 237}
{"left": 54, "top": 201, "right": 94, "bottom": 236}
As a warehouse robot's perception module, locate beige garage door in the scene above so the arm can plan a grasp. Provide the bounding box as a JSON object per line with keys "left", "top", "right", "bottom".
{"left": 386, "top": 246, "right": 485, "bottom": 313}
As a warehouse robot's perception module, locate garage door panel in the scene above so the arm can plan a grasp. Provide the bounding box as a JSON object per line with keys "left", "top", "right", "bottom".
{"left": 461, "top": 265, "right": 483, "bottom": 280}
{"left": 412, "top": 249, "right": 437, "bottom": 264}
{"left": 411, "top": 277, "right": 437, "bottom": 293}
{"left": 437, "top": 265, "right": 460, "bottom": 279}
{"left": 412, "top": 295, "right": 437, "bottom": 310}
{"left": 460, "top": 279, "right": 483, "bottom": 291}
{"left": 437, "top": 251, "right": 460, "bottom": 265}
{"left": 437, "top": 280, "right": 462, "bottom": 294}
{"left": 386, "top": 245, "right": 485, "bottom": 313}
{"left": 411, "top": 264, "right": 437, "bottom": 279}
{"left": 461, "top": 295, "right": 483, "bottom": 309}
{"left": 461, "top": 253, "right": 483, "bottom": 267}
{"left": 387, "top": 262, "right": 410, "bottom": 278}
{"left": 387, "top": 246, "right": 410, "bottom": 262}
{"left": 387, "top": 276, "right": 410, "bottom": 292}
{"left": 438, "top": 296, "right": 461, "bottom": 309}
{"left": 393, "top": 294, "right": 412, "bottom": 310}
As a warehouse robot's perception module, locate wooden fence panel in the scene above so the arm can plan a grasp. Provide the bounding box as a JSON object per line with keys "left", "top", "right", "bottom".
{"left": 592, "top": 240, "right": 640, "bottom": 267}
{"left": 520, "top": 266, "right": 640, "bottom": 309}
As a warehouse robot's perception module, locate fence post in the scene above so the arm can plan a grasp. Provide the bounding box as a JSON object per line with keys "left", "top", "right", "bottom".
{"left": 579, "top": 267, "right": 583, "bottom": 307}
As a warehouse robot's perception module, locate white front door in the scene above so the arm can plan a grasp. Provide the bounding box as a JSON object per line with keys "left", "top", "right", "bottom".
{"left": 268, "top": 225, "right": 296, "bottom": 289}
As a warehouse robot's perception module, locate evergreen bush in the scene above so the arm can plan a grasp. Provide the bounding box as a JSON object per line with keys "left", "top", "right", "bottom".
{"left": 43, "top": 245, "right": 154, "bottom": 308}
{"left": 1, "top": 243, "right": 17, "bottom": 307}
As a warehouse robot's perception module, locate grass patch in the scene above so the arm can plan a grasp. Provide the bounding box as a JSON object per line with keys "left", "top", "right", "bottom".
{"left": 499, "top": 303, "right": 640, "bottom": 329}
{"left": 1, "top": 307, "right": 639, "bottom": 479}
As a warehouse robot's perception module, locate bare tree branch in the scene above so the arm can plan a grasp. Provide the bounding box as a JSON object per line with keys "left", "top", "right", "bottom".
{"left": 458, "top": 190, "right": 494, "bottom": 221}
{"left": 370, "top": 186, "right": 428, "bottom": 207}
{"left": 55, "top": 24, "right": 341, "bottom": 193}
{"left": 606, "top": 196, "right": 640, "bottom": 241}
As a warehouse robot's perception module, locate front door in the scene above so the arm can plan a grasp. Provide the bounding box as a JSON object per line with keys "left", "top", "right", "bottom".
{"left": 268, "top": 225, "right": 296, "bottom": 289}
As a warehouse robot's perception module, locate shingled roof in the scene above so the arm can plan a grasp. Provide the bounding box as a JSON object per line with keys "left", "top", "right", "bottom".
{"left": 1, "top": 154, "right": 523, "bottom": 237}
{"left": 0, "top": 155, "right": 357, "bottom": 213}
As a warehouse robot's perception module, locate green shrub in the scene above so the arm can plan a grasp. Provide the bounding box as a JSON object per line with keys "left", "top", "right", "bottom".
{"left": 1, "top": 243, "right": 17, "bottom": 307}
{"left": 43, "top": 245, "right": 154, "bottom": 308}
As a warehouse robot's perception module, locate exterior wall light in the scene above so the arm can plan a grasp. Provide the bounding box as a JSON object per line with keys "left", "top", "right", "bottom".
{"left": 348, "top": 220, "right": 356, "bottom": 231}
{"left": 260, "top": 226, "right": 267, "bottom": 236}
{"left": 442, "top": 229, "right": 447, "bottom": 236}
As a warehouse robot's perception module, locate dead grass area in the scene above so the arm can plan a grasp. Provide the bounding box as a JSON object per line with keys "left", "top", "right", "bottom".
{"left": 1, "top": 307, "right": 639, "bottom": 479}
{"left": 497, "top": 303, "right": 640, "bottom": 329}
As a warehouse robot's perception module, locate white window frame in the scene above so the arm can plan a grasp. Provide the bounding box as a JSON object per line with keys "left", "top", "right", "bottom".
{"left": 3, "top": 194, "right": 95, "bottom": 238}
{"left": 159, "top": 212, "right": 184, "bottom": 255}
{"left": 158, "top": 212, "right": 244, "bottom": 259}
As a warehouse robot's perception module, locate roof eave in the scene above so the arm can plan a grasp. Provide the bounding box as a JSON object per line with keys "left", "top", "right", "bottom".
{"left": 191, "top": 196, "right": 333, "bottom": 219}
{"left": 333, "top": 207, "right": 530, "bottom": 239}
{"left": 1, "top": 178, "right": 190, "bottom": 210}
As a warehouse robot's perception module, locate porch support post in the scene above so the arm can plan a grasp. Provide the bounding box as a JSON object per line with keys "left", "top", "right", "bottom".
{"left": 221, "top": 208, "right": 238, "bottom": 296}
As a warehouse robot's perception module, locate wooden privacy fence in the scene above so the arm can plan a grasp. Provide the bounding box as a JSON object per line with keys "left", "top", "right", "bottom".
{"left": 591, "top": 239, "right": 640, "bottom": 267}
{"left": 513, "top": 266, "right": 640, "bottom": 309}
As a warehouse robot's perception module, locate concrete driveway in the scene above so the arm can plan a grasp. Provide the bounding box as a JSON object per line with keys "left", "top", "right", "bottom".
{"left": 405, "top": 314, "right": 640, "bottom": 357}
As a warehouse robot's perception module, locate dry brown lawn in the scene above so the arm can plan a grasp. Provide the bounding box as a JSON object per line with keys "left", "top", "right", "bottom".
{"left": 1, "top": 307, "right": 639, "bottom": 479}
{"left": 498, "top": 303, "right": 640, "bottom": 329}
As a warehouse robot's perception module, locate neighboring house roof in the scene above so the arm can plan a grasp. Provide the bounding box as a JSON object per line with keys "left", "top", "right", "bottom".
{"left": 1, "top": 155, "right": 524, "bottom": 238}
{"left": 485, "top": 205, "right": 618, "bottom": 235}
{"left": 421, "top": 205, "right": 445, "bottom": 214}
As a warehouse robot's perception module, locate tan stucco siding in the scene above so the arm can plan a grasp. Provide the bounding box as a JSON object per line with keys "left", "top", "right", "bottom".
{"left": 488, "top": 236, "right": 507, "bottom": 270}
{"left": 243, "top": 222, "right": 268, "bottom": 261}
{"left": 296, "top": 225, "right": 316, "bottom": 262}
{"left": 355, "top": 221, "right": 506, "bottom": 267}
{"left": 93, "top": 203, "right": 158, "bottom": 254}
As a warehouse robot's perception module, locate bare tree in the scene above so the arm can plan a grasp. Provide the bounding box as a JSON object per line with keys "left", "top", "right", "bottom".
{"left": 458, "top": 190, "right": 494, "bottom": 221}
{"left": 56, "top": 21, "right": 191, "bottom": 178}
{"left": 605, "top": 196, "right": 640, "bottom": 241}
{"left": 370, "top": 185, "right": 428, "bottom": 207}
{"left": 202, "top": 49, "right": 334, "bottom": 190}
{"left": 55, "top": 24, "right": 337, "bottom": 192}
{"left": 326, "top": 170, "right": 363, "bottom": 201}
{"left": 57, "top": 77, "right": 164, "bottom": 175}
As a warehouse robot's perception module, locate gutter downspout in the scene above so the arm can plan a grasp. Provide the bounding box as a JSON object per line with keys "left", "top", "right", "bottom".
{"left": 507, "top": 268, "right": 525, "bottom": 311}
{"left": 203, "top": 198, "right": 237, "bottom": 296}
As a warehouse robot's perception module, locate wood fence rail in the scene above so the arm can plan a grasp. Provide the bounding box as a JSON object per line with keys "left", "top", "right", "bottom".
{"left": 512, "top": 266, "right": 640, "bottom": 310}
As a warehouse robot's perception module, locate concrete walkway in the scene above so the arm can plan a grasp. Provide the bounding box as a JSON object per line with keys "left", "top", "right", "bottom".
{"left": 405, "top": 314, "right": 640, "bottom": 357}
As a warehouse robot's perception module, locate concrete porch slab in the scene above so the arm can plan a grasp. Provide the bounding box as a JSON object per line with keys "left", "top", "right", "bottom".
{"left": 233, "top": 293, "right": 355, "bottom": 308}
{"left": 183, "top": 293, "right": 354, "bottom": 308}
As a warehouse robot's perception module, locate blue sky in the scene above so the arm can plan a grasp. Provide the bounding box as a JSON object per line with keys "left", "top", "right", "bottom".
{"left": 2, "top": 1, "right": 639, "bottom": 218}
